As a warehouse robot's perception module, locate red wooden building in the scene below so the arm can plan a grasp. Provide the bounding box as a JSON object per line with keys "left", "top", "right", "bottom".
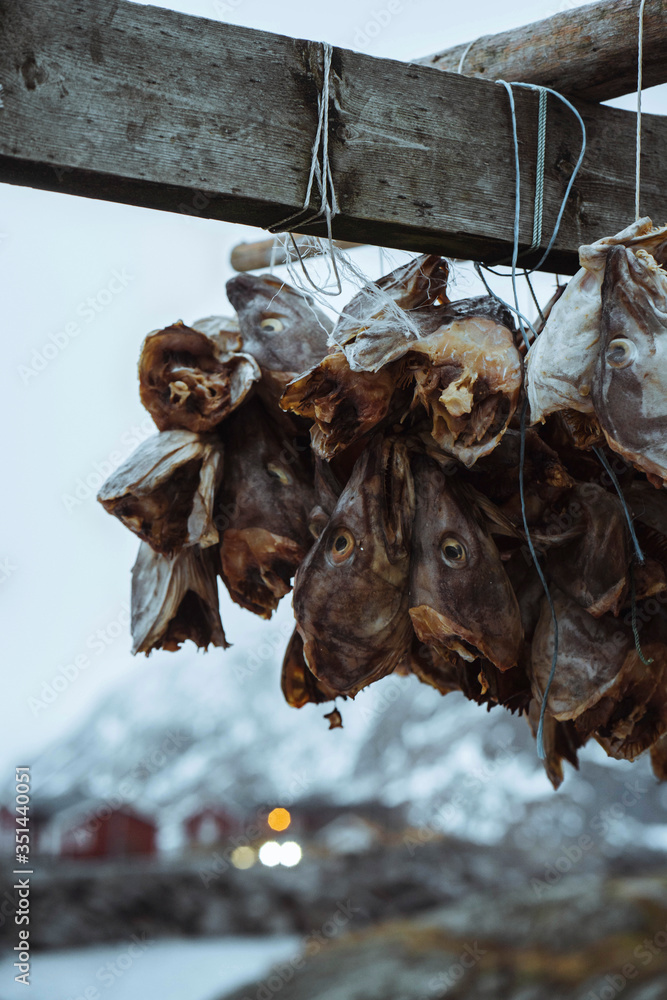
{"left": 59, "top": 803, "right": 157, "bottom": 859}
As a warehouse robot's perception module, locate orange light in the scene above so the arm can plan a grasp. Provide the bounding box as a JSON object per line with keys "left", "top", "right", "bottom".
{"left": 268, "top": 808, "right": 291, "bottom": 832}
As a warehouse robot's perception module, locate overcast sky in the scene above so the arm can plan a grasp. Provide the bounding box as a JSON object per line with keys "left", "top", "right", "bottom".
{"left": 2, "top": 0, "right": 666, "bottom": 779}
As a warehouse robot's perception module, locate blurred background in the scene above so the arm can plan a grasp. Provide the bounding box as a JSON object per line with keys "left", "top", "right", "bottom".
{"left": 1, "top": 0, "right": 667, "bottom": 997}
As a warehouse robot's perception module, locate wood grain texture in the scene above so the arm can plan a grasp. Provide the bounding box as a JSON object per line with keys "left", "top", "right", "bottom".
{"left": 419, "top": 0, "right": 667, "bottom": 102}
{"left": 0, "top": 0, "right": 665, "bottom": 273}
{"left": 230, "top": 236, "right": 362, "bottom": 271}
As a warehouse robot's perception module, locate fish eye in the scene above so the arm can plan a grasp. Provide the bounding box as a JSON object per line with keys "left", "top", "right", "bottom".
{"left": 329, "top": 529, "right": 355, "bottom": 564}
{"left": 440, "top": 536, "right": 468, "bottom": 567}
{"left": 607, "top": 338, "right": 637, "bottom": 369}
{"left": 266, "top": 462, "right": 291, "bottom": 485}
{"left": 260, "top": 317, "right": 285, "bottom": 333}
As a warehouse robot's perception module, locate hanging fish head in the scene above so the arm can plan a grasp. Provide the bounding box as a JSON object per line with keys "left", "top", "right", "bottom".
{"left": 217, "top": 400, "right": 316, "bottom": 617}
{"left": 226, "top": 273, "right": 332, "bottom": 373}
{"left": 293, "top": 434, "right": 415, "bottom": 696}
{"left": 406, "top": 297, "right": 522, "bottom": 466}
{"left": 593, "top": 246, "right": 667, "bottom": 483}
{"left": 138, "top": 321, "right": 260, "bottom": 432}
{"left": 409, "top": 455, "right": 522, "bottom": 670}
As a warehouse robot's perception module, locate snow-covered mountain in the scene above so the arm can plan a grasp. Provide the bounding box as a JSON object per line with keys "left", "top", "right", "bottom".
{"left": 25, "top": 598, "right": 667, "bottom": 851}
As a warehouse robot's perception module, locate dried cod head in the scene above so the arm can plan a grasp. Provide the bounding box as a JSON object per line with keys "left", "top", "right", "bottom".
{"left": 216, "top": 399, "right": 315, "bottom": 618}
{"left": 526, "top": 217, "right": 667, "bottom": 425}
{"left": 293, "top": 434, "right": 415, "bottom": 697}
{"left": 331, "top": 254, "right": 450, "bottom": 372}
{"left": 97, "top": 430, "right": 223, "bottom": 554}
{"left": 139, "top": 320, "right": 260, "bottom": 432}
{"left": 409, "top": 454, "right": 522, "bottom": 671}
{"left": 593, "top": 245, "right": 667, "bottom": 484}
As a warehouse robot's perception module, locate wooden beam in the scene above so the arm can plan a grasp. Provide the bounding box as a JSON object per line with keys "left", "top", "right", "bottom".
{"left": 231, "top": 236, "right": 362, "bottom": 272}
{"left": 1, "top": 0, "right": 666, "bottom": 274}
{"left": 419, "top": 0, "right": 667, "bottom": 103}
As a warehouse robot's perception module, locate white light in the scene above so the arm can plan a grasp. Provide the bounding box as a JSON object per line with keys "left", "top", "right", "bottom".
{"left": 280, "top": 841, "right": 302, "bottom": 867}
{"left": 258, "top": 841, "right": 282, "bottom": 867}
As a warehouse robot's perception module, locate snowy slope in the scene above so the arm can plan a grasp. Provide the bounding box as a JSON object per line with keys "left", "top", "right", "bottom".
{"left": 24, "top": 595, "right": 667, "bottom": 849}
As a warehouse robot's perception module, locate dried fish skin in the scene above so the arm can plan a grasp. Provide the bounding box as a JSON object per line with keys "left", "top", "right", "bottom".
{"left": 409, "top": 455, "right": 522, "bottom": 671}
{"left": 650, "top": 733, "right": 667, "bottom": 782}
{"left": 220, "top": 529, "right": 308, "bottom": 619}
{"left": 579, "top": 217, "right": 667, "bottom": 270}
{"left": 281, "top": 352, "right": 402, "bottom": 460}
{"left": 525, "top": 700, "right": 584, "bottom": 790}
{"left": 530, "top": 589, "right": 632, "bottom": 722}
{"left": 281, "top": 629, "right": 338, "bottom": 708}
{"left": 408, "top": 638, "right": 464, "bottom": 696}
{"left": 586, "top": 642, "right": 667, "bottom": 761}
{"left": 226, "top": 273, "right": 332, "bottom": 374}
{"left": 406, "top": 308, "right": 522, "bottom": 466}
{"left": 190, "top": 314, "right": 243, "bottom": 353}
{"left": 131, "top": 542, "right": 228, "bottom": 654}
{"left": 293, "top": 435, "right": 415, "bottom": 697}
{"left": 331, "top": 254, "right": 450, "bottom": 371}
{"left": 216, "top": 399, "right": 316, "bottom": 618}
{"left": 409, "top": 636, "right": 530, "bottom": 713}
{"left": 593, "top": 246, "right": 667, "bottom": 483}
{"left": 139, "top": 322, "right": 260, "bottom": 432}
{"left": 526, "top": 217, "right": 667, "bottom": 425}
{"left": 545, "top": 483, "right": 629, "bottom": 618}
{"left": 465, "top": 428, "right": 574, "bottom": 531}
{"left": 98, "top": 430, "right": 223, "bottom": 555}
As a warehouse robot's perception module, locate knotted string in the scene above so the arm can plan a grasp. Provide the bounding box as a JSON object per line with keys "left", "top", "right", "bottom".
{"left": 269, "top": 42, "right": 342, "bottom": 295}
{"left": 636, "top": 0, "right": 647, "bottom": 221}
{"left": 482, "top": 80, "right": 586, "bottom": 759}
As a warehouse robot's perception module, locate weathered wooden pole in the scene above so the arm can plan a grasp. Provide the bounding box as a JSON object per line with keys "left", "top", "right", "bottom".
{"left": 1, "top": 0, "right": 666, "bottom": 272}
{"left": 419, "top": 0, "right": 667, "bottom": 102}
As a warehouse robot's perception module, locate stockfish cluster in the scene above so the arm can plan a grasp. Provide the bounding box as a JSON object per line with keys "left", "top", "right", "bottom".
{"left": 99, "top": 219, "right": 667, "bottom": 787}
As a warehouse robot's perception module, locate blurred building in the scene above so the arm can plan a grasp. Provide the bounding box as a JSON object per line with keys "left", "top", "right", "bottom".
{"left": 184, "top": 806, "right": 240, "bottom": 847}
{"left": 53, "top": 801, "right": 157, "bottom": 859}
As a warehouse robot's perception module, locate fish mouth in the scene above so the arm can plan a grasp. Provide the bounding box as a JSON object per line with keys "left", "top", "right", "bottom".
{"left": 220, "top": 528, "right": 307, "bottom": 619}
{"left": 409, "top": 605, "right": 520, "bottom": 671}
{"left": 298, "top": 620, "right": 409, "bottom": 698}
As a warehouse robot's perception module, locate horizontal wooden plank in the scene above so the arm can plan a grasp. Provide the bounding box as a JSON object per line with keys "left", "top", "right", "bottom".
{"left": 419, "top": 0, "right": 667, "bottom": 103}
{"left": 230, "top": 236, "right": 362, "bottom": 272}
{"left": 0, "top": 0, "right": 665, "bottom": 273}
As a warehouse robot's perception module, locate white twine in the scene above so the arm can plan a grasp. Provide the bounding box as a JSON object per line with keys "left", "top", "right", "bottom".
{"left": 268, "top": 42, "right": 342, "bottom": 295}
{"left": 636, "top": 0, "right": 647, "bottom": 221}
{"left": 479, "top": 78, "right": 587, "bottom": 761}
{"left": 457, "top": 38, "right": 476, "bottom": 75}
{"left": 268, "top": 237, "right": 279, "bottom": 275}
